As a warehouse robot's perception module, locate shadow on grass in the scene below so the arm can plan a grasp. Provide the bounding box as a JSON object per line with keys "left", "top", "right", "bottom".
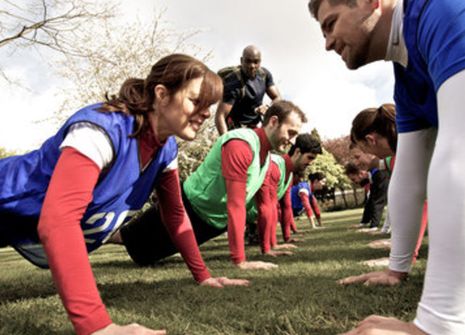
{"left": 94, "top": 269, "right": 423, "bottom": 335}
{"left": 0, "top": 279, "right": 57, "bottom": 303}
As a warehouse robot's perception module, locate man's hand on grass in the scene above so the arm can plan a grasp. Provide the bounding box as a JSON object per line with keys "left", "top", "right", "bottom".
{"left": 237, "top": 260, "right": 278, "bottom": 270}
{"left": 200, "top": 277, "right": 250, "bottom": 288}
{"left": 338, "top": 269, "right": 407, "bottom": 286}
{"left": 92, "top": 323, "right": 166, "bottom": 335}
{"left": 340, "top": 315, "right": 427, "bottom": 335}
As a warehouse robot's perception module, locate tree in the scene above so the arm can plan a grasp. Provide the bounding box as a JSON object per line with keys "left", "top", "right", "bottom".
{"left": 0, "top": 146, "right": 16, "bottom": 159}
{"left": 0, "top": 0, "right": 114, "bottom": 83}
{"left": 310, "top": 127, "right": 322, "bottom": 143}
{"left": 323, "top": 135, "right": 351, "bottom": 166}
{"left": 323, "top": 135, "right": 372, "bottom": 208}
{"left": 306, "top": 149, "right": 352, "bottom": 209}
{"left": 307, "top": 149, "right": 348, "bottom": 190}
{"left": 51, "top": 9, "right": 212, "bottom": 178}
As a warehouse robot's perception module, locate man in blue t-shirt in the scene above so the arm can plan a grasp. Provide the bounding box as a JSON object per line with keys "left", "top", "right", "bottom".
{"left": 291, "top": 172, "right": 326, "bottom": 228}
{"left": 308, "top": 0, "right": 465, "bottom": 334}
{"left": 215, "top": 45, "right": 281, "bottom": 134}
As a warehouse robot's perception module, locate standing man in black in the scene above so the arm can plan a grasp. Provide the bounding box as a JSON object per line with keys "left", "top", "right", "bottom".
{"left": 345, "top": 162, "right": 389, "bottom": 230}
{"left": 215, "top": 45, "right": 281, "bottom": 134}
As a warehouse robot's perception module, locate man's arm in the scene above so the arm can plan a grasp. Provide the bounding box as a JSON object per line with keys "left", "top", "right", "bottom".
{"left": 280, "top": 186, "right": 296, "bottom": 241}
{"left": 340, "top": 130, "right": 433, "bottom": 286}
{"left": 256, "top": 172, "right": 274, "bottom": 254}
{"left": 221, "top": 140, "right": 277, "bottom": 270}
{"left": 299, "top": 191, "right": 316, "bottom": 228}
{"left": 413, "top": 70, "right": 465, "bottom": 334}
{"left": 310, "top": 194, "right": 322, "bottom": 226}
{"left": 215, "top": 102, "right": 233, "bottom": 135}
{"left": 255, "top": 84, "right": 280, "bottom": 117}
{"left": 266, "top": 84, "right": 281, "bottom": 101}
{"left": 264, "top": 68, "right": 281, "bottom": 101}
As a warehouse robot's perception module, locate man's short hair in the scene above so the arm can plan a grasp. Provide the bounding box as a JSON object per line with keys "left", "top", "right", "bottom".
{"left": 262, "top": 100, "right": 307, "bottom": 126}
{"left": 288, "top": 133, "right": 322, "bottom": 156}
{"left": 309, "top": 172, "right": 325, "bottom": 182}
{"left": 308, "top": 0, "right": 358, "bottom": 19}
{"left": 344, "top": 162, "right": 360, "bottom": 176}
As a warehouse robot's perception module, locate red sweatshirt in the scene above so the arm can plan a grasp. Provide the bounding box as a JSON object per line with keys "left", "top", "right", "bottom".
{"left": 258, "top": 161, "right": 280, "bottom": 252}
{"left": 38, "top": 130, "right": 210, "bottom": 335}
{"left": 221, "top": 128, "right": 271, "bottom": 263}
{"left": 278, "top": 155, "right": 296, "bottom": 241}
{"left": 300, "top": 192, "right": 315, "bottom": 219}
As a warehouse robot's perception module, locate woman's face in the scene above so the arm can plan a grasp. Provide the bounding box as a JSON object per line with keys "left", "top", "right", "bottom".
{"left": 356, "top": 132, "right": 393, "bottom": 158}
{"left": 156, "top": 77, "right": 212, "bottom": 141}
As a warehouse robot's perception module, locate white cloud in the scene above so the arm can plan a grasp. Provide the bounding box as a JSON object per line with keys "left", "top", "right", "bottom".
{"left": 0, "top": 76, "right": 63, "bottom": 152}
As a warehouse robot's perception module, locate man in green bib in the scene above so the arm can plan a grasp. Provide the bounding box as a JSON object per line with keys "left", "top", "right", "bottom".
{"left": 251, "top": 134, "right": 323, "bottom": 255}
{"left": 116, "top": 100, "right": 307, "bottom": 271}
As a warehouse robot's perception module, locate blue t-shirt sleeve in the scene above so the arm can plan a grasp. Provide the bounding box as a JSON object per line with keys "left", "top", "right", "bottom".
{"left": 262, "top": 67, "right": 275, "bottom": 88}
{"left": 419, "top": 0, "right": 465, "bottom": 91}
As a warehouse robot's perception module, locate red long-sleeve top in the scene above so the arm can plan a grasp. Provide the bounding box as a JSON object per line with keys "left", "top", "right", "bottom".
{"left": 38, "top": 130, "right": 210, "bottom": 335}
{"left": 309, "top": 185, "right": 321, "bottom": 219}
{"left": 300, "top": 192, "right": 314, "bottom": 218}
{"left": 221, "top": 128, "right": 271, "bottom": 263}
{"left": 277, "top": 155, "right": 295, "bottom": 241}
{"left": 257, "top": 161, "right": 280, "bottom": 253}
{"left": 257, "top": 153, "right": 297, "bottom": 251}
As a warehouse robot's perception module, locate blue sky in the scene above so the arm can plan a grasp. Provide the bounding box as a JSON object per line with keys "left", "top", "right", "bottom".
{"left": 0, "top": 0, "right": 395, "bottom": 151}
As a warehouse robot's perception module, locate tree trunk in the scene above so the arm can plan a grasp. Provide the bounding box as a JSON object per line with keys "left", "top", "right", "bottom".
{"left": 339, "top": 187, "right": 349, "bottom": 209}
{"left": 353, "top": 186, "right": 359, "bottom": 206}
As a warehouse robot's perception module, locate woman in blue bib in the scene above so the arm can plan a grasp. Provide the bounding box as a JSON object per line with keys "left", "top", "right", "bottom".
{"left": 0, "top": 54, "right": 248, "bottom": 335}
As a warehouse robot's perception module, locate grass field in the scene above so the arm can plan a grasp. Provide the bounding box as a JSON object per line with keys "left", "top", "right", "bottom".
{"left": 0, "top": 208, "right": 428, "bottom": 335}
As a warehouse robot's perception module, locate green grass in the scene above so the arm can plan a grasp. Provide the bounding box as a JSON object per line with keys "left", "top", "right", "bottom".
{"left": 0, "top": 208, "right": 428, "bottom": 334}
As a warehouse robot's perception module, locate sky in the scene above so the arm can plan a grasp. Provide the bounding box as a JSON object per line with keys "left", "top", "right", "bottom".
{"left": 0, "top": 0, "right": 395, "bottom": 152}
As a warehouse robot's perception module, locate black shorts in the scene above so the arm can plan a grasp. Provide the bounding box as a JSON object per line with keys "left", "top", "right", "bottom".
{"left": 120, "top": 186, "right": 226, "bottom": 266}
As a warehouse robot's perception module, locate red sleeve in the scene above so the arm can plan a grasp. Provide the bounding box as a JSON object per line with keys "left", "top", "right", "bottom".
{"left": 222, "top": 140, "right": 253, "bottom": 182}
{"left": 310, "top": 195, "right": 321, "bottom": 218}
{"left": 300, "top": 192, "right": 315, "bottom": 218}
{"left": 255, "top": 168, "right": 275, "bottom": 254}
{"left": 268, "top": 187, "right": 278, "bottom": 250}
{"left": 266, "top": 162, "right": 280, "bottom": 249}
{"left": 280, "top": 185, "right": 294, "bottom": 242}
{"left": 271, "top": 201, "right": 279, "bottom": 247}
{"left": 222, "top": 140, "right": 253, "bottom": 264}
{"left": 156, "top": 169, "right": 211, "bottom": 283}
{"left": 37, "top": 147, "right": 112, "bottom": 335}
{"left": 225, "top": 179, "right": 247, "bottom": 263}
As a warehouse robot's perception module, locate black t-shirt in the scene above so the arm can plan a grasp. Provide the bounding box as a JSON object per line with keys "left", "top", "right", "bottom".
{"left": 222, "top": 67, "right": 274, "bottom": 126}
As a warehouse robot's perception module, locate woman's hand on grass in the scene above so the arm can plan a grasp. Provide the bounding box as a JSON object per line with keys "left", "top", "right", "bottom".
{"left": 237, "top": 260, "right": 278, "bottom": 270}
{"left": 338, "top": 269, "right": 407, "bottom": 286}
{"left": 340, "top": 315, "right": 426, "bottom": 335}
{"left": 200, "top": 277, "right": 250, "bottom": 288}
{"left": 92, "top": 323, "right": 166, "bottom": 335}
